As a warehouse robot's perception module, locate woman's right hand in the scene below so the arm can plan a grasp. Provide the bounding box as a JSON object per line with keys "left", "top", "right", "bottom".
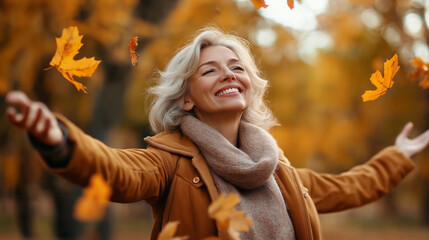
{"left": 6, "top": 91, "right": 63, "bottom": 146}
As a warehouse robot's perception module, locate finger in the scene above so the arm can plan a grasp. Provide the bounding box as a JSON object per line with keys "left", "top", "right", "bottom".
{"left": 23, "top": 102, "right": 45, "bottom": 130}
{"left": 28, "top": 105, "right": 43, "bottom": 131}
{"left": 400, "top": 122, "right": 413, "bottom": 138}
{"left": 40, "top": 117, "right": 52, "bottom": 139}
{"left": 413, "top": 129, "right": 429, "bottom": 146}
{"left": 30, "top": 108, "right": 44, "bottom": 134}
{"left": 6, "top": 91, "right": 31, "bottom": 110}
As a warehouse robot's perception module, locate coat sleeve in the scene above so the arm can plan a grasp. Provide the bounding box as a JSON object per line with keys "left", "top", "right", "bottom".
{"left": 37, "top": 114, "right": 178, "bottom": 204}
{"left": 296, "top": 146, "right": 415, "bottom": 213}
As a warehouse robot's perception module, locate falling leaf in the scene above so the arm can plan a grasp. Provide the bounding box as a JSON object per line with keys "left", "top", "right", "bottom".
{"left": 49, "top": 26, "right": 101, "bottom": 93}
{"left": 287, "top": 0, "right": 295, "bottom": 9}
{"left": 226, "top": 210, "right": 253, "bottom": 240}
{"left": 207, "top": 193, "right": 253, "bottom": 240}
{"left": 250, "top": 0, "right": 268, "bottom": 9}
{"left": 409, "top": 57, "right": 429, "bottom": 89}
{"left": 208, "top": 193, "right": 241, "bottom": 228}
{"left": 129, "top": 36, "right": 139, "bottom": 66}
{"left": 74, "top": 174, "right": 112, "bottom": 221}
{"left": 157, "top": 221, "right": 188, "bottom": 240}
{"left": 362, "top": 54, "right": 400, "bottom": 102}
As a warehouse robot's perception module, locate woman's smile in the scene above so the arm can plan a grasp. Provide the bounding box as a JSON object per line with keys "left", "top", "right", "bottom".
{"left": 215, "top": 85, "right": 242, "bottom": 97}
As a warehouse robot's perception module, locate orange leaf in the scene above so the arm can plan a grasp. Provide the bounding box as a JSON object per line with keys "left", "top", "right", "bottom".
{"left": 250, "top": 0, "right": 268, "bottom": 9}
{"left": 208, "top": 193, "right": 241, "bottom": 227}
{"left": 129, "top": 36, "right": 139, "bottom": 66}
{"left": 157, "top": 221, "right": 188, "bottom": 240}
{"left": 287, "top": 0, "right": 295, "bottom": 9}
{"left": 74, "top": 174, "right": 112, "bottom": 221}
{"left": 409, "top": 57, "right": 429, "bottom": 89}
{"left": 419, "top": 76, "right": 429, "bottom": 89}
{"left": 49, "top": 26, "right": 101, "bottom": 93}
{"left": 362, "top": 54, "right": 400, "bottom": 102}
{"left": 207, "top": 193, "right": 252, "bottom": 240}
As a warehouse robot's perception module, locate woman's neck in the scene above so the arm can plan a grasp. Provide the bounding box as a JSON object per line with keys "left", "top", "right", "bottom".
{"left": 197, "top": 112, "right": 242, "bottom": 146}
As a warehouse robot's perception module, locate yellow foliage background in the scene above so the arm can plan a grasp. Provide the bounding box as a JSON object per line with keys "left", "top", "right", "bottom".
{"left": 1, "top": 0, "right": 429, "bottom": 239}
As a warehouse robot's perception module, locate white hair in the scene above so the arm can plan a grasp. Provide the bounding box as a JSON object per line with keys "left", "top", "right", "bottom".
{"left": 148, "top": 27, "right": 278, "bottom": 133}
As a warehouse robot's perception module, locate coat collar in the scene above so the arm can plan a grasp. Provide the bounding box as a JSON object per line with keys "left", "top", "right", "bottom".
{"left": 144, "top": 131, "right": 220, "bottom": 201}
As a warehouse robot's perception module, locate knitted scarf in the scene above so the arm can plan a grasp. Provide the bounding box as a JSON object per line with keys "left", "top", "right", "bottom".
{"left": 180, "top": 115, "right": 296, "bottom": 240}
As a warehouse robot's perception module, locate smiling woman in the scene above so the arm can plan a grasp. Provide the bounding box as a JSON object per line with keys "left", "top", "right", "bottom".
{"left": 148, "top": 28, "right": 277, "bottom": 135}
{"left": 5, "top": 27, "right": 429, "bottom": 240}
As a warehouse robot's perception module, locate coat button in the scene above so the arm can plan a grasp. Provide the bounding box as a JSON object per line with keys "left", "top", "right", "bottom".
{"left": 192, "top": 177, "right": 200, "bottom": 184}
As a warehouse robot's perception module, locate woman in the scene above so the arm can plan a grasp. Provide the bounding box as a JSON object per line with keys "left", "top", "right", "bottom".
{"left": 6, "top": 28, "right": 429, "bottom": 240}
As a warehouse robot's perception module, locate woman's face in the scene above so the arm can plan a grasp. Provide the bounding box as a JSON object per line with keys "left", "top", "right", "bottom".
{"left": 183, "top": 45, "right": 252, "bottom": 121}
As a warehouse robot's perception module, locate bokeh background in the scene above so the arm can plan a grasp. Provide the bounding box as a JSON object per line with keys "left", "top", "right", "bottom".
{"left": 1, "top": 0, "right": 429, "bottom": 239}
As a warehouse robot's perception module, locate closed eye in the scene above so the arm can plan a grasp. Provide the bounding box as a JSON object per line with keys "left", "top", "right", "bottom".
{"left": 202, "top": 69, "right": 215, "bottom": 76}
{"left": 232, "top": 66, "right": 244, "bottom": 71}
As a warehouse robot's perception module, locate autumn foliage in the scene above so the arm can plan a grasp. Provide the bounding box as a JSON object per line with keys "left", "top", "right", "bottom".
{"left": 2, "top": 0, "right": 429, "bottom": 239}
{"left": 73, "top": 174, "right": 112, "bottom": 221}
{"left": 49, "top": 26, "right": 101, "bottom": 93}
{"left": 362, "top": 54, "right": 400, "bottom": 102}
{"left": 129, "top": 36, "right": 139, "bottom": 66}
{"left": 409, "top": 57, "right": 429, "bottom": 89}
{"left": 207, "top": 194, "right": 253, "bottom": 240}
{"left": 250, "top": 0, "right": 294, "bottom": 9}
{"left": 156, "top": 193, "right": 252, "bottom": 240}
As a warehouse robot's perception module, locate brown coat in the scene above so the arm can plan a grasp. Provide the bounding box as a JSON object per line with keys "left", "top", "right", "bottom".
{"left": 42, "top": 115, "right": 415, "bottom": 240}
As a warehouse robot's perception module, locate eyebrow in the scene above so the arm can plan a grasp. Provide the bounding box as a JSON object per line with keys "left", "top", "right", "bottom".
{"left": 197, "top": 58, "right": 241, "bottom": 70}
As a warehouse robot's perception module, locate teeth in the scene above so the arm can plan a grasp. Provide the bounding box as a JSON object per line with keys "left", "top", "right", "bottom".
{"left": 216, "top": 88, "right": 239, "bottom": 96}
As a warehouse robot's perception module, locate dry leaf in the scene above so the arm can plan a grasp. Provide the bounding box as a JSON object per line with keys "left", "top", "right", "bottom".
{"left": 129, "top": 36, "right": 139, "bottom": 66}
{"left": 250, "top": 0, "right": 268, "bottom": 9}
{"left": 409, "top": 57, "right": 429, "bottom": 89}
{"left": 362, "top": 53, "right": 400, "bottom": 102}
{"left": 208, "top": 193, "right": 241, "bottom": 227}
{"left": 157, "top": 221, "right": 188, "bottom": 240}
{"left": 74, "top": 174, "right": 112, "bottom": 221}
{"left": 49, "top": 26, "right": 101, "bottom": 93}
{"left": 287, "top": 0, "right": 295, "bottom": 9}
{"left": 207, "top": 193, "right": 253, "bottom": 240}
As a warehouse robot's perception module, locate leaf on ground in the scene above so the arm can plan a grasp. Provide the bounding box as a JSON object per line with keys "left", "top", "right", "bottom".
{"left": 207, "top": 193, "right": 253, "bottom": 240}
{"left": 250, "top": 0, "right": 268, "bottom": 9}
{"left": 362, "top": 54, "right": 400, "bottom": 102}
{"left": 49, "top": 26, "right": 101, "bottom": 93}
{"left": 73, "top": 174, "right": 112, "bottom": 221}
{"left": 409, "top": 57, "right": 429, "bottom": 89}
{"left": 157, "top": 221, "right": 188, "bottom": 240}
{"left": 129, "top": 36, "right": 139, "bottom": 66}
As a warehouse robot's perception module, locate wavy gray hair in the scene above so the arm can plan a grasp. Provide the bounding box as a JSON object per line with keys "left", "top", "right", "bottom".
{"left": 148, "top": 27, "right": 277, "bottom": 133}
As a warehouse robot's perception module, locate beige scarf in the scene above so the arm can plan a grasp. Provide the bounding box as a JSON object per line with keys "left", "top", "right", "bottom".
{"left": 180, "top": 115, "right": 296, "bottom": 240}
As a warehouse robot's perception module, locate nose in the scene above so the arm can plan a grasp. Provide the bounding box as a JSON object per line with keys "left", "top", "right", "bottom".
{"left": 221, "top": 67, "right": 236, "bottom": 82}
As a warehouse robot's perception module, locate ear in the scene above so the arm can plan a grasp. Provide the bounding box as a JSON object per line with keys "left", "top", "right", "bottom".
{"left": 182, "top": 96, "right": 194, "bottom": 111}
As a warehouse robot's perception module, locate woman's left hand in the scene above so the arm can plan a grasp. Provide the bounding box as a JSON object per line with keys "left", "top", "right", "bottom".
{"left": 395, "top": 122, "right": 429, "bottom": 158}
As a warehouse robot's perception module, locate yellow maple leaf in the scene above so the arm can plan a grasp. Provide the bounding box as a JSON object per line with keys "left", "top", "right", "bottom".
{"left": 362, "top": 54, "right": 400, "bottom": 102}
{"left": 74, "top": 174, "right": 112, "bottom": 221}
{"left": 49, "top": 26, "right": 101, "bottom": 93}
{"left": 157, "top": 221, "right": 188, "bottom": 240}
{"left": 250, "top": 0, "right": 268, "bottom": 9}
{"left": 208, "top": 193, "right": 253, "bottom": 240}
